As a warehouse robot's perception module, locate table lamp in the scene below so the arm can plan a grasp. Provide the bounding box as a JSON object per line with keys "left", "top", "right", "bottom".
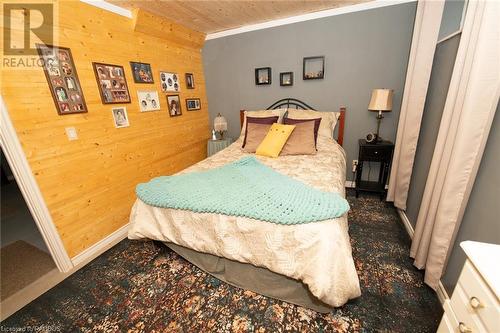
{"left": 214, "top": 113, "right": 227, "bottom": 139}
{"left": 368, "top": 88, "right": 393, "bottom": 142}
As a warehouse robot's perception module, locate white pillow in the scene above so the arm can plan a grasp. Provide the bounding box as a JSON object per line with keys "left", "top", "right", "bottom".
{"left": 285, "top": 109, "right": 339, "bottom": 139}
{"left": 240, "top": 109, "right": 287, "bottom": 137}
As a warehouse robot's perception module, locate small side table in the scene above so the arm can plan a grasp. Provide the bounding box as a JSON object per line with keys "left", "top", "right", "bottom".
{"left": 355, "top": 139, "right": 394, "bottom": 200}
{"left": 207, "top": 138, "right": 232, "bottom": 157}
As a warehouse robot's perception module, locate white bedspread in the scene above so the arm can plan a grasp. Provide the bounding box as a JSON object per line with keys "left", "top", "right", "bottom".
{"left": 128, "top": 136, "right": 361, "bottom": 307}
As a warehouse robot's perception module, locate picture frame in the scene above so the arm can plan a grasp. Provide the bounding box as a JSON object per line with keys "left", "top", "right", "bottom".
{"left": 185, "top": 98, "right": 201, "bottom": 111}
{"left": 111, "top": 107, "right": 130, "bottom": 128}
{"left": 137, "top": 90, "right": 161, "bottom": 112}
{"left": 303, "top": 56, "right": 325, "bottom": 80}
{"left": 280, "top": 72, "right": 294, "bottom": 86}
{"left": 255, "top": 67, "right": 271, "bottom": 85}
{"left": 160, "top": 71, "right": 181, "bottom": 92}
{"left": 167, "top": 95, "right": 182, "bottom": 117}
{"left": 92, "top": 62, "right": 131, "bottom": 104}
{"left": 36, "top": 44, "right": 88, "bottom": 115}
{"left": 185, "top": 73, "right": 195, "bottom": 89}
{"left": 130, "top": 62, "right": 154, "bottom": 83}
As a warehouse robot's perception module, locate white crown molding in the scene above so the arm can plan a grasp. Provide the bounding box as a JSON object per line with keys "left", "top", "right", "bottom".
{"left": 206, "top": 0, "right": 416, "bottom": 40}
{"left": 79, "top": 0, "right": 132, "bottom": 18}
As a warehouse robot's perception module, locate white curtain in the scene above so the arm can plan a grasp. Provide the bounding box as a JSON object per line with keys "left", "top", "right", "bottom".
{"left": 387, "top": 1, "right": 445, "bottom": 210}
{"left": 411, "top": 0, "right": 499, "bottom": 289}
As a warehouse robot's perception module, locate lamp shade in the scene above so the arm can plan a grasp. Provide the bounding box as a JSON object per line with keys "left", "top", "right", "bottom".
{"left": 368, "top": 89, "right": 393, "bottom": 112}
{"left": 214, "top": 113, "right": 227, "bottom": 132}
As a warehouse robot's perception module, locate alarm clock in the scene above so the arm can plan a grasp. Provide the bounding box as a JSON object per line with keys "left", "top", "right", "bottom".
{"left": 366, "top": 132, "right": 377, "bottom": 143}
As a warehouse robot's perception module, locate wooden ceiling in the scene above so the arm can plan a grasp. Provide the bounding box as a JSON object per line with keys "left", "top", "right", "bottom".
{"left": 111, "top": 0, "right": 371, "bottom": 34}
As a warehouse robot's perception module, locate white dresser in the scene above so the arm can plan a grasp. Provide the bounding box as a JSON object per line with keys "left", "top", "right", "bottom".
{"left": 438, "top": 241, "right": 500, "bottom": 333}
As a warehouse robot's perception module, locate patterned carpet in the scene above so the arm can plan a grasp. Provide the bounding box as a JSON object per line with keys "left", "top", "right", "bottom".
{"left": 2, "top": 191, "right": 442, "bottom": 332}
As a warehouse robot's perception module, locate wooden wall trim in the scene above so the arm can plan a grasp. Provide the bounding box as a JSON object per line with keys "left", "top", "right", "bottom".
{"left": 133, "top": 9, "right": 206, "bottom": 49}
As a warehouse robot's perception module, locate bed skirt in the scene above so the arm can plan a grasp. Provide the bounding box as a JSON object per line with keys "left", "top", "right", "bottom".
{"left": 165, "top": 242, "right": 333, "bottom": 313}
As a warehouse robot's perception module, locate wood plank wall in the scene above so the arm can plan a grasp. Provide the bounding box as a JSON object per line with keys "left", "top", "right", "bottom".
{"left": 0, "top": 2, "right": 210, "bottom": 257}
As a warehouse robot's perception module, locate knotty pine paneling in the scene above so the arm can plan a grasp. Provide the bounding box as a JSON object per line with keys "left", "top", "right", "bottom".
{"left": 1, "top": 2, "right": 210, "bottom": 257}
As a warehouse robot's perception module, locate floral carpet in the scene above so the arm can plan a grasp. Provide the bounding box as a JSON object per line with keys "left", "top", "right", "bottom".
{"left": 2, "top": 191, "right": 442, "bottom": 332}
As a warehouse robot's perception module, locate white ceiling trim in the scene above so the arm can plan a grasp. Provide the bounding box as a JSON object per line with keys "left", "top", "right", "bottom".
{"left": 80, "top": 0, "right": 132, "bottom": 18}
{"left": 206, "top": 0, "right": 416, "bottom": 40}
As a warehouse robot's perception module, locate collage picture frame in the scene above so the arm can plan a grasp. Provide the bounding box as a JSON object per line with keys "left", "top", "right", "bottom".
{"left": 93, "top": 62, "right": 131, "bottom": 104}
{"left": 36, "top": 44, "right": 88, "bottom": 115}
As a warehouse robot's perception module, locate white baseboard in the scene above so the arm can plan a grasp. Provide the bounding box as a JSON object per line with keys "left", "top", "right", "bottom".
{"left": 436, "top": 280, "right": 450, "bottom": 305}
{"left": 345, "top": 181, "right": 389, "bottom": 190}
{"left": 396, "top": 208, "right": 414, "bottom": 239}
{"left": 345, "top": 180, "right": 355, "bottom": 188}
{"left": 71, "top": 223, "right": 130, "bottom": 267}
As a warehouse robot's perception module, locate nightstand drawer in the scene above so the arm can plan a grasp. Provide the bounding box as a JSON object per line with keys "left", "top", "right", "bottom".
{"left": 360, "top": 146, "right": 392, "bottom": 161}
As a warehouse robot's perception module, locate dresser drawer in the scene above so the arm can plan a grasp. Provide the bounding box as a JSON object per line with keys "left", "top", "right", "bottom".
{"left": 450, "top": 285, "right": 486, "bottom": 332}
{"left": 360, "top": 146, "right": 392, "bottom": 161}
{"left": 456, "top": 261, "right": 500, "bottom": 331}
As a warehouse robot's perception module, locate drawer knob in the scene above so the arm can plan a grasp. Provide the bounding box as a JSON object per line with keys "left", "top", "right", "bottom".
{"left": 458, "top": 322, "right": 472, "bottom": 333}
{"left": 469, "top": 296, "right": 482, "bottom": 309}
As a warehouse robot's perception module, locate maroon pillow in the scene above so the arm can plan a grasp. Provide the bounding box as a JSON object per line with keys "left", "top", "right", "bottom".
{"left": 284, "top": 117, "right": 322, "bottom": 146}
{"left": 242, "top": 116, "right": 279, "bottom": 147}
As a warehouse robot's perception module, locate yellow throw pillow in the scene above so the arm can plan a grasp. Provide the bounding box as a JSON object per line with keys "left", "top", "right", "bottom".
{"left": 256, "top": 123, "right": 296, "bottom": 158}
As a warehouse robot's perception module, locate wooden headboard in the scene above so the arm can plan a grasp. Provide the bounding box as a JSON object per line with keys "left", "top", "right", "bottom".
{"left": 239, "top": 98, "right": 346, "bottom": 146}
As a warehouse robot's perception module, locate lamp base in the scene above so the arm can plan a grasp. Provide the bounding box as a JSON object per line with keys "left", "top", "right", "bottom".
{"left": 375, "top": 111, "right": 384, "bottom": 143}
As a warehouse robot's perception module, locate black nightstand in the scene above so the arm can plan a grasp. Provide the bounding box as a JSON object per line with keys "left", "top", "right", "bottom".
{"left": 355, "top": 139, "right": 394, "bottom": 200}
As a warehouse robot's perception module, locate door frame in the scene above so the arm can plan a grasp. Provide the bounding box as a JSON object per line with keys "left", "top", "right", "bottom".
{"left": 0, "top": 96, "right": 73, "bottom": 272}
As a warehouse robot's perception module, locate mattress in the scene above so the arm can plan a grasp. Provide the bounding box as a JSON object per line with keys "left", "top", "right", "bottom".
{"left": 128, "top": 135, "right": 361, "bottom": 307}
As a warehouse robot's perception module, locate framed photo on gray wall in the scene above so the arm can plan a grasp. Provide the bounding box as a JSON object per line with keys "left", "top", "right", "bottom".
{"left": 255, "top": 67, "right": 271, "bottom": 85}
{"left": 303, "top": 56, "right": 325, "bottom": 80}
{"left": 280, "top": 72, "right": 293, "bottom": 86}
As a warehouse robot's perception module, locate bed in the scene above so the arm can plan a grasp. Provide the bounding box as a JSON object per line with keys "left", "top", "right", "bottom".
{"left": 128, "top": 99, "right": 361, "bottom": 312}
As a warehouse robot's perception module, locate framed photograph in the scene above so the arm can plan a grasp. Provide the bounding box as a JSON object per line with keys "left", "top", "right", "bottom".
{"left": 185, "top": 73, "right": 195, "bottom": 89}
{"left": 137, "top": 90, "right": 161, "bottom": 112}
{"left": 36, "top": 44, "right": 88, "bottom": 115}
{"left": 159, "top": 71, "right": 180, "bottom": 92}
{"left": 130, "top": 62, "right": 154, "bottom": 83}
{"left": 167, "top": 95, "right": 182, "bottom": 117}
{"left": 185, "top": 98, "right": 201, "bottom": 111}
{"left": 280, "top": 72, "right": 294, "bottom": 86}
{"left": 92, "top": 62, "right": 131, "bottom": 104}
{"left": 303, "top": 56, "right": 325, "bottom": 80}
{"left": 111, "top": 107, "right": 130, "bottom": 128}
{"left": 255, "top": 67, "right": 271, "bottom": 85}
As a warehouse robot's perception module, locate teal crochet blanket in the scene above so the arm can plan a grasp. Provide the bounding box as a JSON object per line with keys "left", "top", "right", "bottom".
{"left": 136, "top": 156, "right": 349, "bottom": 225}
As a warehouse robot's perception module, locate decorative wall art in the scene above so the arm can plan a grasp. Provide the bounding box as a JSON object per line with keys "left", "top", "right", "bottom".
{"left": 130, "top": 62, "right": 154, "bottom": 83}
{"left": 280, "top": 72, "right": 294, "bottom": 86}
{"left": 92, "top": 62, "right": 131, "bottom": 104}
{"left": 185, "top": 73, "right": 195, "bottom": 89}
{"left": 303, "top": 56, "right": 325, "bottom": 80}
{"left": 111, "top": 107, "right": 130, "bottom": 128}
{"left": 167, "top": 95, "right": 182, "bottom": 117}
{"left": 185, "top": 98, "right": 201, "bottom": 111}
{"left": 255, "top": 67, "right": 271, "bottom": 85}
{"left": 137, "top": 90, "right": 161, "bottom": 112}
{"left": 160, "top": 71, "right": 181, "bottom": 92}
{"left": 36, "top": 44, "right": 88, "bottom": 115}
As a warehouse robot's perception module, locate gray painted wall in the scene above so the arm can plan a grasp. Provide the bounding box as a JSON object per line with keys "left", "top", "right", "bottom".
{"left": 438, "top": 0, "right": 465, "bottom": 40}
{"left": 203, "top": 2, "right": 417, "bottom": 180}
{"left": 441, "top": 104, "right": 500, "bottom": 295}
{"left": 406, "top": 35, "right": 461, "bottom": 225}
